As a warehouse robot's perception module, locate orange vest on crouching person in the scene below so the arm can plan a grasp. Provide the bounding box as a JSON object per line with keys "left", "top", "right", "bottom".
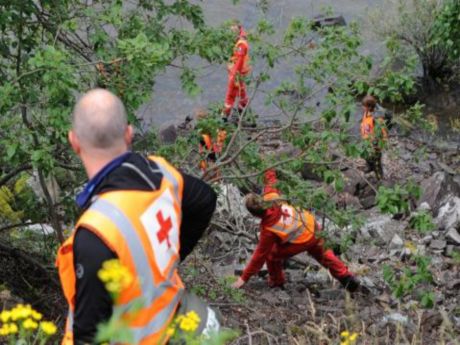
{"left": 56, "top": 156, "right": 184, "bottom": 345}
{"left": 262, "top": 192, "right": 315, "bottom": 244}
{"left": 227, "top": 29, "right": 251, "bottom": 77}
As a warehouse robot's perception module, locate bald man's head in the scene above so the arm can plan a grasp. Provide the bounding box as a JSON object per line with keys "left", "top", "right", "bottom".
{"left": 72, "top": 89, "right": 128, "bottom": 150}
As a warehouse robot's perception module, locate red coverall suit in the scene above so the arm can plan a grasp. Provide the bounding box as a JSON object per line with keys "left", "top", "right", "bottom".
{"left": 223, "top": 27, "right": 251, "bottom": 116}
{"left": 241, "top": 170, "right": 354, "bottom": 287}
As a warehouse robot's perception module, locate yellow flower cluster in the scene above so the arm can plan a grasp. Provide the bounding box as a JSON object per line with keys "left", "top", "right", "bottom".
{"left": 98, "top": 259, "right": 134, "bottom": 294}
{"left": 167, "top": 310, "right": 201, "bottom": 338}
{"left": 340, "top": 331, "right": 359, "bottom": 345}
{"left": 0, "top": 304, "right": 57, "bottom": 337}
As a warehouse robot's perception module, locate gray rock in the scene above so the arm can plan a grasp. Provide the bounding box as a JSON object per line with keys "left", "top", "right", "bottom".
{"left": 418, "top": 172, "right": 460, "bottom": 215}
{"left": 417, "top": 202, "right": 431, "bottom": 212}
{"left": 360, "top": 215, "right": 407, "bottom": 244}
{"left": 445, "top": 245, "right": 455, "bottom": 257}
{"left": 389, "top": 234, "right": 404, "bottom": 249}
{"left": 382, "top": 312, "right": 409, "bottom": 324}
{"left": 446, "top": 227, "right": 460, "bottom": 245}
{"left": 300, "top": 162, "right": 323, "bottom": 182}
{"left": 421, "top": 235, "right": 433, "bottom": 244}
{"left": 430, "top": 239, "right": 447, "bottom": 250}
{"left": 158, "top": 123, "right": 178, "bottom": 144}
{"left": 435, "top": 195, "right": 460, "bottom": 230}
{"left": 360, "top": 195, "right": 376, "bottom": 209}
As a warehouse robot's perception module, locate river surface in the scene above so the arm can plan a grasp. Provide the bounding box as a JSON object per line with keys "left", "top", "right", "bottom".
{"left": 138, "top": 0, "right": 460, "bottom": 144}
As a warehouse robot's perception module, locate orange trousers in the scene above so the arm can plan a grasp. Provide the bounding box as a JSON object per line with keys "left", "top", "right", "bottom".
{"left": 224, "top": 79, "right": 248, "bottom": 115}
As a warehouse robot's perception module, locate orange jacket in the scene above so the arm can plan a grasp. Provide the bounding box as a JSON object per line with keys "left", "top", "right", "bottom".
{"left": 227, "top": 28, "right": 251, "bottom": 81}
{"left": 56, "top": 156, "right": 184, "bottom": 345}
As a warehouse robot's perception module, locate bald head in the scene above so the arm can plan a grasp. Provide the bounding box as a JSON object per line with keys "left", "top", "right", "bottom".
{"left": 72, "top": 89, "right": 128, "bottom": 150}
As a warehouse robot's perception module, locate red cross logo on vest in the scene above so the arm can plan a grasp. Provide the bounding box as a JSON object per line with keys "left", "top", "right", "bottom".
{"left": 156, "top": 211, "right": 172, "bottom": 248}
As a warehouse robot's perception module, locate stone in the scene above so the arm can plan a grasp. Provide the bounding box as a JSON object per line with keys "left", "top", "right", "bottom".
{"left": 436, "top": 161, "right": 456, "bottom": 175}
{"left": 158, "top": 123, "right": 177, "bottom": 144}
{"left": 300, "top": 162, "right": 323, "bottom": 182}
{"left": 445, "top": 245, "right": 455, "bottom": 257}
{"left": 334, "top": 192, "right": 363, "bottom": 210}
{"left": 421, "top": 235, "right": 433, "bottom": 244}
{"left": 360, "top": 215, "right": 407, "bottom": 244}
{"left": 418, "top": 172, "right": 460, "bottom": 215}
{"left": 382, "top": 312, "right": 409, "bottom": 324}
{"left": 312, "top": 15, "right": 346, "bottom": 30}
{"left": 389, "top": 234, "right": 404, "bottom": 250}
{"left": 360, "top": 195, "right": 376, "bottom": 209}
{"left": 430, "top": 239, "right": 447, "bottom": 250}
{"left": 417, "top": 202, "right": 431, "bottom": 212}
{"left": 446, "top": 227, "right": 460, "bottom": 245}
{"left": 342, "top": 169, "right": 366, "bottom": 195}
{"left": 435, "top": 195, "right": 460, "bottom": 230}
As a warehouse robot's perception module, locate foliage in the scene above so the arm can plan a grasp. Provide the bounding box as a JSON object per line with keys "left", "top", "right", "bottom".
{"left": 376, "top": 181, "right": 420, "bottom": 216}
{"left": 0, "top": 304, "right": 57, "bottom": 345}
{"left": 383, "top": 255, "right": 434, "bottom": 307}
{"left": 409, "top": 211, "right": 435, "bottom": 233}
{"left": 370, "top": 0, "right": 459, "bottom": 82}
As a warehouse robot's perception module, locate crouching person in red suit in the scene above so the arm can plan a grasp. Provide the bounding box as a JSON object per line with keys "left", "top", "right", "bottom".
{"left": 232, "top": 170, "right": 361, "bottom": 292}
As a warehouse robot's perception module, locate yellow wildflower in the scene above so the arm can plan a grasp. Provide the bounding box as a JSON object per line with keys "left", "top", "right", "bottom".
{"left": 98, "top": 259, "right": 133, "bottom": 295}
{"left": 23, "top": 318, "right": 39, "bottom": 330}
{"left": 31, "top": 310, "right": 43, "bottom": 321}
{"left": 178, "top": 311, "right": 201, "bottom": 333}
{"left": 349, "top": 333, "right": 359, "bottom": 341}
{"left": 0, "top": 310, "right": 11, "bottom": 323}
{"left": 8, "top": 323, "right": 18, "bottom": 334}
{"left": 340, "top": 330, "right": 350, "bottom": 338}
{"left": 166, "top": 326, "right": 175, "bottom": 337}
{"left": 40, "top": 321, "right": 57, "bottom": 335}
{"left": 0, "top": 322, "right": 18, "bottom": 336}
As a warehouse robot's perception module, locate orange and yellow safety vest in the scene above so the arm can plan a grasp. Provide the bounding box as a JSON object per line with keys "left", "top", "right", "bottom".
{"left": 265, "top": 204, "right": 315, "bottom": 244}
{"left": 56, "top": 156, "right": 184, "bottom": 345}
{"left": 227, "top": 37, "right": 251, "bottom": 76}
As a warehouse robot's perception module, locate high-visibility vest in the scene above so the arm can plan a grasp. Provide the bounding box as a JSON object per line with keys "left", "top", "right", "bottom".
{"left": 265, "top": 204, "right": 315, "bottom": 244}
{"left": 56, "top": 156, "right": 185, "bottom": 345}
{"left": 228, "top": 37, "right": 251, "bottom": 76}
{"left": 360, "top": 112, "right": 374, "bottom": 140}
{"left": 361, "top": 111, "right": 388, "bottom": 141}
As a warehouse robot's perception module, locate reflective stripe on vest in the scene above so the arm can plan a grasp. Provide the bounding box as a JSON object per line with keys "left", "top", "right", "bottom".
{"left": 267, "top": 205, "right": 314, "bottom": 243}
{"left": 58, "top": 157, "right": 184, "bottom": 344}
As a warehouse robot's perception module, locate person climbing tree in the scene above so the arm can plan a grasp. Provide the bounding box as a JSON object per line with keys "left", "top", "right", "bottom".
{"left": 232, "top": 169, "right": 361, "bottom": 292}
{"left": 360, "top": 95, "right": 388, "bottom": 180}
{"left": 57, "top": 89, "right": 220, "bottom": 344}
{"left": 222, "top": 20, "right": 251, "bottom": 120}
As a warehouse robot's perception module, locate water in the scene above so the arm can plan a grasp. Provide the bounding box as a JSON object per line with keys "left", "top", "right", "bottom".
{"left": 138, "top": 0, "right": 460, "bottom": 144}
{"left": 139, "top": 0, "right": 383, "bottom": 126}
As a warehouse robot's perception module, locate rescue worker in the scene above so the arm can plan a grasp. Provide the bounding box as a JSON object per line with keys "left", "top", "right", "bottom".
{"left": 196, "top": 109, "right": 227, "bottom": 175}
{"left": 232, "top": 169, "right": 361, "bottom": 292}
{"left": 360, "top": 95, "right": 388, "bottom": 180}
{"left": 57, "top": 89, "right": 219, "bottom": 344}
{"left": 223, "top": 20, "right": 251, "bottom": 120}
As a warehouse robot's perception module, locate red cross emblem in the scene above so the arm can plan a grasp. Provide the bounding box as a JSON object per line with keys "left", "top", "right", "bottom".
{"left": 156, "top": 211, "right": 172, "bottom": 248}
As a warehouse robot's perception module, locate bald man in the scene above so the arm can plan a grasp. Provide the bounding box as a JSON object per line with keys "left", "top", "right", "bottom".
{"left": 57, "top": 89, "right": 218, "bottom": 344}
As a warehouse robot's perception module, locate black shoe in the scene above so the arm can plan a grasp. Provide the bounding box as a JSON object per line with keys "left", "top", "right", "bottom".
{"left": 339, "top": 275, "right": 360, "bottom": 293}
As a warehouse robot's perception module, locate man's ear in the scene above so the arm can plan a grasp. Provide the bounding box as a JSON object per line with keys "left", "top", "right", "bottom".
{"left": 68, "top": 130, "right": 81, "bottom": 155}
{"left": 125, "top": 125, "right": 133, "bottom": 146}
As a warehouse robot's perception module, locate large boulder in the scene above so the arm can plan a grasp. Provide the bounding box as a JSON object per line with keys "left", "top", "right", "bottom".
{"left": 418, "top": 172, "right": 460, "bottom": 216}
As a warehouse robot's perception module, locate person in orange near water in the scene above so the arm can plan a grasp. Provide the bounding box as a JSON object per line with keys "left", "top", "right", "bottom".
{"left": 232, "top": 169, "right": 361, "bottom": 292}
{"left": 360, "top": 95, "right": 388, "bottom": 180}
{"left": 223, "top": 20, "right": 251, "bottom": 120}
{"left": 196, "top": 109, "right": 227, "bottom": 175}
